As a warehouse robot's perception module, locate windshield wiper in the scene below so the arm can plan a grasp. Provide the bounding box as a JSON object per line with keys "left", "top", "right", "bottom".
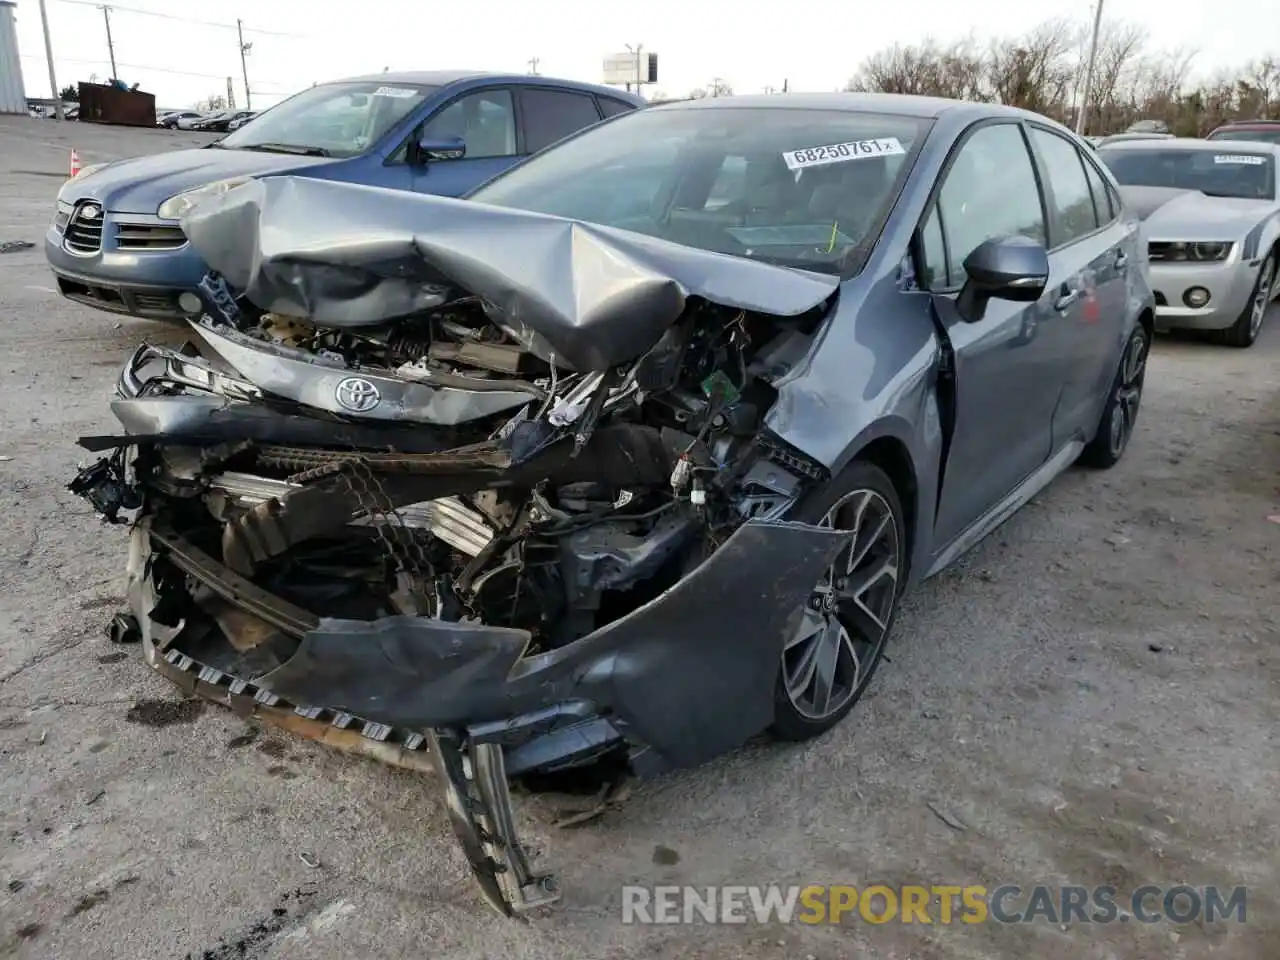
{"left": 237, "top": 143, "right": 331, "bottom": 157}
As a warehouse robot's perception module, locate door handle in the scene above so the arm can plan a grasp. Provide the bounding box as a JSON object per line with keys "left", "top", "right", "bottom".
{"left": 1115, "top": 250, "right": 1129, "bottom": 270}
{"left": 1054, "top": 289, "right": 1080, "bottom": 311}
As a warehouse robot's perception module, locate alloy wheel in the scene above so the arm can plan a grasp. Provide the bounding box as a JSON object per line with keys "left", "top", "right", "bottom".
{"left": 782, "top": 489, "right": 900, "bottom": 721}
{"left": 1249, "top": 259, "right": 1275, "bottom": 341}
{"left": 1109, "top": 329, "right": 1148, "bottom": 458}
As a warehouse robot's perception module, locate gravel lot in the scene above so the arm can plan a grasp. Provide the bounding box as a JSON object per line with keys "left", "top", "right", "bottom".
{"left": 1, "top": 116, "right": 1277, "bottom": 960}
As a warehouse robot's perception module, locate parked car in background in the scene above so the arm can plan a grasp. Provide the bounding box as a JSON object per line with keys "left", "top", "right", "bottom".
{"left": 226, "top": 111, "right": 258, "bottom": 132}
{"left": 1205, "top": 119, "right": 1280, "bottom": 146}
{"left": 45, "top": 70, "right": 644, "bottom": 321}
{"left": 188, "top": 110, "right": 234, "bottom": 131}
{"left": 198, "top": 109, "right": 256, "bottom": 132}
{"left": 176, "top": 112, "right": 215, "bottom": 130}
{"left": 1096, "top": 132, "right": 1174, "bottom": 148}
{"left": 69, "top": 92, "right": 1155, "bottom": 915}
{"left": 1096, "top": 137, "right": 1280, "bottom": 347}
{"left": 160, "top": 110, "right": 203, "bottom": 129}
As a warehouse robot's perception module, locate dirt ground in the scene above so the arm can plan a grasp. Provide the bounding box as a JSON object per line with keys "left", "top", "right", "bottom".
{"left": 0, "top": 116, "right": 1277, "bottom": 960}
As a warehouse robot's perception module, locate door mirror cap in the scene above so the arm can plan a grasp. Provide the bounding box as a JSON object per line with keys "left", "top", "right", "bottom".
{"left": 955, "top": 236, "right": 1050, "bottom": 323}
{"left": 963, "top": 235, "right": 1049, "bottom": 302}
{"left": 416, "top": 135, "right": 466, "bottom": 163}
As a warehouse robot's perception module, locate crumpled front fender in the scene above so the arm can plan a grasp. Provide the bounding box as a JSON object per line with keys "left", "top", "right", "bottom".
{"left": 253, "top": 518, "right": 850, "bottom": 771}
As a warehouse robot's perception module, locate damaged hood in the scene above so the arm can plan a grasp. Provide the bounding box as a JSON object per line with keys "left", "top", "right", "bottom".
{"left": 179, "top": 176, "right": 840, "bottom": 371}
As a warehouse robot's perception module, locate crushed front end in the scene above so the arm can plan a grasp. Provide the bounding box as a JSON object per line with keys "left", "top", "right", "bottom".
{"left": 69, "top": 176, "right": 853, "bottom": 914}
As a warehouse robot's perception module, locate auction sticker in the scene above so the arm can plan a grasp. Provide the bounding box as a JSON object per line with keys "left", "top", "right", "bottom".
{"left": 1214, "top": 154, "right": 1266, "bottom": 165}
{"left": 783, "top": 138, "right": 905, "bottom": 171}
{"left": 372, "top": 86, "right": 419, "bottom": 99}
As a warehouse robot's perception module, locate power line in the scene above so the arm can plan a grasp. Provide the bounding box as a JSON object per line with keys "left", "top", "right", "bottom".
{"left": 20, "top": 53, "right": 293, "bottom": 88}
{"left": 54, "top": 0, "right": 308, "bottom": 37}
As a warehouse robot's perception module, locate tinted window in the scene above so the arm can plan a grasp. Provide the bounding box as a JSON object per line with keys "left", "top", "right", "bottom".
{"left": 1081, "top": 154, "right": 1115, "bottom": 223}
{"left": 1030, "top": 127, "right": 1099, "bottom": 244}
{"left": 470, "top": 107, "right": 931, "bottom": 278}
{"left": 598, "top": 97, "right": 634, "bottom": 118}
{"left": 933, "top": 123, "right": 1045, "bottom": 287}
{"left": 422, "top": 89, "right": 516, "bottom": 159}
{"left": 218, "top": 81, "right": 438, "bottom": 158}
{"left": 521, "top": 88, "right": 601, "bottom": 153}
{"left": 1101, "top": 147, "right": 1275, "bottom": 200}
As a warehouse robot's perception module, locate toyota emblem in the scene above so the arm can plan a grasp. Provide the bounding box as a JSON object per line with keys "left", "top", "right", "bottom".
{"left": 80, "top": 203, "right": 102, "bottom": 220}
{"left": 334, "top": 377, "right": 381, "bottom": 413}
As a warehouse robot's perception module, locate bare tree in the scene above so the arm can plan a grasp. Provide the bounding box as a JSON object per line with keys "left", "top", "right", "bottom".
{"left": 987, "top": 18, "right": 1077, "bottom": 118}
{"left": 1080, "top": 20, "right": 1148, "bottom": 133}
{"left": 849, "top": 18, "right": 1276, "bottom": 135}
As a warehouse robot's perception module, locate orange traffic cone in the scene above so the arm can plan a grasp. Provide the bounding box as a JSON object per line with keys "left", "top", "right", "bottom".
{"left": 69, "top": 149, "right": 81, "bottom": 179}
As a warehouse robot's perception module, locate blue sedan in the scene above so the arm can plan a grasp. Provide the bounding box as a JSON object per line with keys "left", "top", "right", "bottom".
{"left": 46, "top": 70, "right": 643, "bottom": 321}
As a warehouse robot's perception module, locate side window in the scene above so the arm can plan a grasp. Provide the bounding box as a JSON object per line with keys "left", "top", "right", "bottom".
{"left": 520, "top": 88, "right": 602, "bottom": 154}
{"left": 917, "top": 203, "right": 949, "bottom": 290}
{"left": 934, "top": 123, "right": 1046, "bottom": 287}
{"left": 1081, "top": 154, "right": 1116, "bottom": 224}
{"left": 1029, "top": 127, "right": 1099, "bottom": 244}
{"left": 420, "top": 89, "right": 516, "bottom": 160}
{"left": 597, "top": 97, "right": 634, "bottom": 118}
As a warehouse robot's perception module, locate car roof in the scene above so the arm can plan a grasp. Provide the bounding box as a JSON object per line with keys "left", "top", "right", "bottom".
{"left": 1211, "top": 119, "right": 1280, "bottom": 129}
{"left": 1098, "top": 136, "right": 1280, "bottom": 154}
{"left": 648, "top": 91, "right": 1054, "bottom": 123}
{"left": 329, "top": 70, "right": 642, "bottom": 102}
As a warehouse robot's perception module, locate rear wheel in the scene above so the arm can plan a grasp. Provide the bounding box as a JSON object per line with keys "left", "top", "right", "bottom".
{"left": 771, "top": 461, "right": 905, "bottom": 742}
{"left": 1079, "top": 323, "right": 1149, "bottom": 469}
{"left": 1213, "top": 253, "right": 1274, "bottom": 348}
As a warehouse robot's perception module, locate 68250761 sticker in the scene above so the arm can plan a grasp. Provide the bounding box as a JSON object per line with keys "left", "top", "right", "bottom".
{"left": 782, "top": 138, "right": 906, "bottom": 171}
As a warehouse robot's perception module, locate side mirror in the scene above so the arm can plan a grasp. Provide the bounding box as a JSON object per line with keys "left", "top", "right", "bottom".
{"left": 956, "top": 235, "right": 1049, "bottom": 322}
{"left": 415, "top": 135, "right": 466, "bottom": 164}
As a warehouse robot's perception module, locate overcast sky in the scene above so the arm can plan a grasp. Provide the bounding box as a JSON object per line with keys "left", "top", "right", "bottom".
{"left": 12, "top": 0, "right": 1277, "bottom": 110}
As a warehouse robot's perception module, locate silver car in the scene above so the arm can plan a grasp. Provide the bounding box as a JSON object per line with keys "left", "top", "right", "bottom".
{"left": 1097, "top": 137, "right": 1280, "bottom": 347}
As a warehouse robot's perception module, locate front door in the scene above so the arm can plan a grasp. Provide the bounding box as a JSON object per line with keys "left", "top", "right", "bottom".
{"left": 407, "top": 88, "right": 522, "bottom": 197}
{"left": 915, "top": 120, "right": 1076, "bottom": 548}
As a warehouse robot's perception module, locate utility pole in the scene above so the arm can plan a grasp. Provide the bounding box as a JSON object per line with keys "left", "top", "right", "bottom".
{"left": 36, "top": 0, "right": 63, "bottom": 119}
{"left": 1076, "top": 0, "right": 1105, "bottom": 135}
{"left": 99, "top": 5, "right": 117, "bottom": 81}
{"left": 226, "top": 76, "right": 235, "bottom": 110}
{"left": 626, "top": 42, "right": 643, "bottom": 98}
{"left": 527, "top": 56, "right": 540, "bottom": 75}
{"left": 236, "top": 19, "right": 252, "bottom": 109}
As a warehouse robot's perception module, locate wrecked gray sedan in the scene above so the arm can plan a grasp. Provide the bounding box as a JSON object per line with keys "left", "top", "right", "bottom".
{"left": 70, "top": 94, "right": 1155, "bottom": 914}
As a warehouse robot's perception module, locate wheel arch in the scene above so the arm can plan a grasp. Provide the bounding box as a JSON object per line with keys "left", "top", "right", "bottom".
{"left": 845, "top": 433, "right": 920, "bottom": 582}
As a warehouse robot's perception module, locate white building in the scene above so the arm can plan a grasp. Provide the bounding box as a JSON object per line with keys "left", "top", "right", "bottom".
{"left": 0, "top": 0, "right": 27, "bottom": 114}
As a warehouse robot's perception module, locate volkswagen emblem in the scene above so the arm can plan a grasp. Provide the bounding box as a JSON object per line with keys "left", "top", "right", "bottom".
{"left": 334, "top": 376, "right": 381, "bottom": 413}
{"left": 80, "top": 203, "right": 101, "bottom": 220}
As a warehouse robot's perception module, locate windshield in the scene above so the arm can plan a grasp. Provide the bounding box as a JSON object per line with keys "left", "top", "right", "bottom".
{"left": 469, "top": 106, "right": 931, "bottom": 277}
{"left": 1100, "top": 148, "right": 1276, "bottom": 200}
{"left": 1206, "top": 129, "right": 1280, "bottom": 145}
{"left": 218, "top": 81, "right": 438, "bottom": 157}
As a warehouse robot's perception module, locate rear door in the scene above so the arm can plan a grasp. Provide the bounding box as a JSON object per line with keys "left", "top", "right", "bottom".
{"left": 516, "top": 86, "right": 604, "bottom": 156}
{"left": 1024, "top": 124, "right": 1131, "bottom": 448}
{"left": 916, "top": 120, "right": 1072, "bottom": 547}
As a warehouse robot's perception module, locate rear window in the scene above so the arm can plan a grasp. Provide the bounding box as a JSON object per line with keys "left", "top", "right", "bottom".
{"left": 1100, "top": 148, "right": 1275, "bottom": 200}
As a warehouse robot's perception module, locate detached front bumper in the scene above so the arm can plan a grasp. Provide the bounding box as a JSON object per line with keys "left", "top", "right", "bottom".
{"left": 1149, "top": 258, "right": 1257, "bottom": 332}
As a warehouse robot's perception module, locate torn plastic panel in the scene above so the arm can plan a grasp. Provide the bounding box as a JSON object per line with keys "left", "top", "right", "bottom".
{"left": 179, "top": 175, "right": 840, "bottom": 371}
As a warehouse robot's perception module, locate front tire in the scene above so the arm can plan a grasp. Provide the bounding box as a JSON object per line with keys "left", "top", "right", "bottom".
{"left": 770, "top": 461, "right": 906, "bottom": 742}
{"left": 1079, "top": 323, "right": 1149, "bottom": 469}
{"left": 1214, "top": 252, "right": 1274, "bottom": 348}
